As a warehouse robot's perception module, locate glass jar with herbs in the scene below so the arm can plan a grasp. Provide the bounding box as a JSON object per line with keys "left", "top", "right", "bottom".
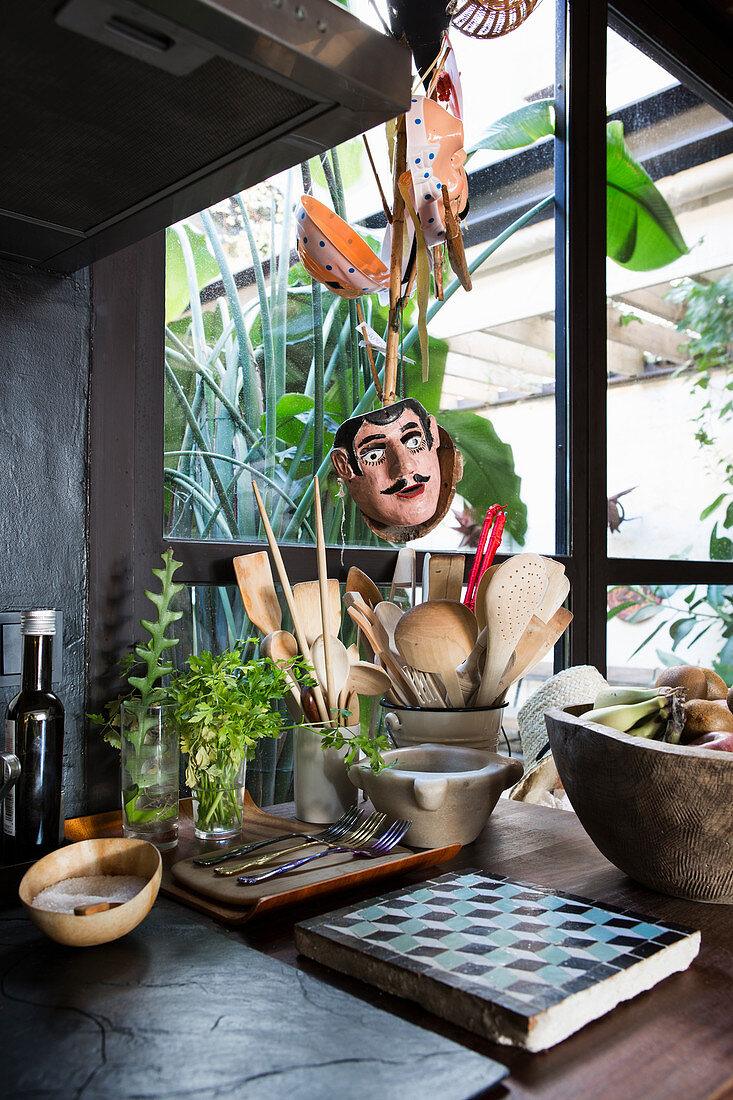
{"left": 172, "top": 643, "right": 308, "bottom": 841}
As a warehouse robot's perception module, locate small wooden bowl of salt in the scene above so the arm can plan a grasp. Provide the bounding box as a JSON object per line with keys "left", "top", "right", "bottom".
{"left": 19, "top": 838, "right": 162, "bottom": 946}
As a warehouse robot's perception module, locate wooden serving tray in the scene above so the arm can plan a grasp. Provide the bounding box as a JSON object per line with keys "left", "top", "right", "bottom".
{"left": 66, "top": 794, "right": 460, "bottom": 927}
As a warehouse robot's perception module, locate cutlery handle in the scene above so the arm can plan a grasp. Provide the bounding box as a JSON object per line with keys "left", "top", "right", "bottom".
{"left": 193, "top": 832, "right": 298, "bottom": 865}
{"left": 215, "top": 838, "right": 317, "bottom": 875}
{"left": 238, "top": 844, "right": 370, "bottom": 884}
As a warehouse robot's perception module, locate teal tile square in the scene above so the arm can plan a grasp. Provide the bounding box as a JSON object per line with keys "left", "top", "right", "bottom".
{"left": 591, "top": 924, "right": 623, "bottom": 943}
{"left": 451, "top": 899, "right": 478, "bottom": 916}
{"left": 483, "top": 967, "right": 521, "bottom": 990}
{"left": 429, "top": 950, "right": 472, "bottom": 972}
{"left": 488, "top": 928, "right": 519, "bottom": 947}
{"left": 536, "top": 944, "right": 568, "bottom": 965}
{"left": 585, "top": 940, "right": 621, "bottom": 962}
{"left": 628, "top": 921, "right": 664, "bottom": 938}
{"left": 536, "top": 964, "right": 572, "bottom": 986}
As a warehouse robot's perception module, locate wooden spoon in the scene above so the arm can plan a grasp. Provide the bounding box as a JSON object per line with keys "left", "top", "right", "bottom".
{"left": 394, "top": 600, "right": 478, "bottom": 708}
{"left": 345, "top": 567, "right": 382, "bottom": 610}
{"left": 260, "top": 629, "right": 302, "bottom": 717}
{"left": 233, "top": 552, "right": 281, "bottom": 635}
{"left": 293, "top": 580, "right": 341, "bottom": 648}
{"left": 348, "top": 661, "right": 393, "bottom": 697}
{"left": 373, "top": 601, "right": 403, "bottom": 657}
{"left": 251, "top": 480, "right": 330, "bottom": 725}
{"left": 311, "top": 634, "right": 351, "bottom": 713}
{"left": 425, "top": 552, "right": 465, "bottom": 602}
{"left": 476, "top": 553, "right": 548, "bottom": 707}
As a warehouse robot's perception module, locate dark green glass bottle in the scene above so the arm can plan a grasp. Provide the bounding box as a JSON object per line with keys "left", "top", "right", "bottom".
{"left": 3, "top": 610, "right": 64, "bottom": 863}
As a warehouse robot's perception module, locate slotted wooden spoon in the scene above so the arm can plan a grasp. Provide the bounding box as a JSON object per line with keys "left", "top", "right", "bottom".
{"left": 394, "top": 600, "right": 478, "bottom": 708}
{"left": 476, "top": 553, "right": 547, "bottom": 706}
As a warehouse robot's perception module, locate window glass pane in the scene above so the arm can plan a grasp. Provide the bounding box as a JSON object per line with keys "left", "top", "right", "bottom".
{"left": 163, "top": 1, "right": 557, "bottom": 552}
{"left": 607, "top": 582, "right": 733, "bottom": 686}
{"left": 606, "top": 29, "right": 733, "bottom": 562}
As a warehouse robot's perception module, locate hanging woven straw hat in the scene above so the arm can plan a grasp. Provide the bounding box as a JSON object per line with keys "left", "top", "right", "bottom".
{"left": 517, "top": 665, "right": 608, "bottom": 774}
{"left": 449, "top": 0, "right": 542, "bottom": 39}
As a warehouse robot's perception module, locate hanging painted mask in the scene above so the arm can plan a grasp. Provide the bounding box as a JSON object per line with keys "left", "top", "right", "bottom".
{"left": 406, "top": 95, "right": 468, "bottom": 249}
{"left": 331, "top": 399, "right": 463, "bottom": 543}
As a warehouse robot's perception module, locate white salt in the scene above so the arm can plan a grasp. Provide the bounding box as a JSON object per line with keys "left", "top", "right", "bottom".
{"left": 32, "top": 874, "right": 148, "bottom": 914}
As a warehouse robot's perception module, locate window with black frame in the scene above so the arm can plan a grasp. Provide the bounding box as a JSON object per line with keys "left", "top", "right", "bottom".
{"left": 88, "top": 0, "right": 733, "bottom": 807}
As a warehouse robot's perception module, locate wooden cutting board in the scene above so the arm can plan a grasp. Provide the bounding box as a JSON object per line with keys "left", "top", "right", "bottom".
{"left": 67, "top": 795, "right": 460, "bottom": 927}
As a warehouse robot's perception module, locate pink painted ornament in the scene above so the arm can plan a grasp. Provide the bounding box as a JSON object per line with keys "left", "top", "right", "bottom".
{"left": 295, "top": 195, "right": 389, "bottom": 300}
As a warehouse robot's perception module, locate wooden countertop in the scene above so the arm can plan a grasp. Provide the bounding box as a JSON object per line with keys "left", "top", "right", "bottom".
{"left": 238, "top": 798, "right": 733, "bottom": 1100}
{"left": 4, "top": 798, "right": 732, "bottom": 1099}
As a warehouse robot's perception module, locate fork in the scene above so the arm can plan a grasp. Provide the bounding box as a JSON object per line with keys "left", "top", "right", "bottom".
{"left": 237, "top": 817, "right": 411, "bottom": 884}
{"left": 215, "top": 810, "right": 387, "bottom": 876}
{"left": 192, "top": 803, "right": 361, "bottom": 866}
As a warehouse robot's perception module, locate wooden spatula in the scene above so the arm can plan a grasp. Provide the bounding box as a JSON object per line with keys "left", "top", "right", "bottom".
{"left": 293, "top": 580, "right": 341, "bottom": 648}
{"left": 496, "top": 606, "right": 573, "bottom": 697}
{"left": 233, "top": 552, "right": 281, "bottom": 635}
{"left": 426, "top": 552, "right": 465, "bottom": 602}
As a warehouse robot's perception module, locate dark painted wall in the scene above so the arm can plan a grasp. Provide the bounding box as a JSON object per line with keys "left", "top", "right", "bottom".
{"left": 0, "top": 259, "right": 91, "bottom": 817}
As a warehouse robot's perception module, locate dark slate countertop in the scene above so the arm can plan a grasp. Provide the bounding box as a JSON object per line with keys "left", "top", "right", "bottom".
{"left": 0, "top": 898, "right": 506, "bottom": 1100}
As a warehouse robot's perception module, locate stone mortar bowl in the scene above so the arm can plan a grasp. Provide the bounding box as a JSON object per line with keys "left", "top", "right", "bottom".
{"left": 349, "top": 744, "right": 523, "bottom": 849}
{"left": 545, "top": 704, "right": 733, "bottom": 903}
{"left": 19, "top": 837, "right": 162, "bottom": 946}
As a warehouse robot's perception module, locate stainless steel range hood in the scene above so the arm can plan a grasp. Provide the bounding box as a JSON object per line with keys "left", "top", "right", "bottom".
{"left": 2, "top": 0, "right": 410, "bottom": 272}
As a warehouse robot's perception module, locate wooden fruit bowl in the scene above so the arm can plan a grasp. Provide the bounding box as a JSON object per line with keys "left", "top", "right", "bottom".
{"left": 545, "top": 705, "right": 733, "bottom": 903}
{"left": 19, "top": 837, "right": 162, "bottom": 946}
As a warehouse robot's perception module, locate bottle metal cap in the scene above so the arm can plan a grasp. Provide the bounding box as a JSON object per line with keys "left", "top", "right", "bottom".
{"left": 20, "top": 610, "right": 57, "bottom": 635}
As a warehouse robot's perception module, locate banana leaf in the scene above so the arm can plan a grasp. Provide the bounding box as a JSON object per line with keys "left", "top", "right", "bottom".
{"left": 606, "top": 120, "right": 688, "bottom": 271}
{"left": 438, "top": 409, "right": 527, "bottom": 545}
{"left": 468, "top": 99, "right": 555, "bottom": 154}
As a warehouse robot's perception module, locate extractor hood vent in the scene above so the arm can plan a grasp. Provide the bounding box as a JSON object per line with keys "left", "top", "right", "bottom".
{"left": 1, "top": 0, "right": 410, "bottom": 272}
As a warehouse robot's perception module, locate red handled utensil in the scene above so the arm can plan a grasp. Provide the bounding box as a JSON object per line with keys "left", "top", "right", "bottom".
{"left": 464, "top": 505, "right": 506, "bottom": 612}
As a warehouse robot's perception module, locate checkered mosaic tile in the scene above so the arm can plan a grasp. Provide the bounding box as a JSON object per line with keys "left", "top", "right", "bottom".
{"left": 305, "top": 870, "right": 696, "bottom": 1018}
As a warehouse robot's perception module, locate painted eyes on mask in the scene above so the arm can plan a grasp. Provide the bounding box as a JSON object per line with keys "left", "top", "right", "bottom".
{"left": 359, "top": 445, "right": 386, "bottom": 466}
{"left": 358, "top": 431, "right": 427, "bottom": 467}
{"left": 402, "top": 431, "right": 427, "bottom": 453}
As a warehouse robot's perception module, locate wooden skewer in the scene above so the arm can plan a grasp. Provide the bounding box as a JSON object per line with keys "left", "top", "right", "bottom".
{"left": 251, "top": 480, "right": 331, "bottom": 726}
{"left": 313, "top": 476, "right": 336, "bottom": 717}
{"left": 74, "top": 901, "right": 125, "bottom": 916}
{"left": 384, "top": 113, "right": 407, "bottom": 405}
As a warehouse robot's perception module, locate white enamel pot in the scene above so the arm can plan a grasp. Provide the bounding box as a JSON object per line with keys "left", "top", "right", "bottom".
{"left": 381, "top": 702, "right": 506, "bottom": 753}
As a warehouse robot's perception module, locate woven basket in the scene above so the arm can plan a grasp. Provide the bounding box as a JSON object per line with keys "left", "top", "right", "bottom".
{"left": 517, "top": 665, "right": 608, "bottom": 774}
{"left": 450, "top": 0, "right": 542, "bottom": 39}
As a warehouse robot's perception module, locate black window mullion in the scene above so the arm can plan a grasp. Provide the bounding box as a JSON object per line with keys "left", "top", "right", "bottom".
{"left": 560, "top": 0, "right": 609, "bottom": 672}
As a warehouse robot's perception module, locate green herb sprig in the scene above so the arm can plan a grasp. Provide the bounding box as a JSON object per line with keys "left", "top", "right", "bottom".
{"left": 172, "top": 642, "right": 312, "bottom": 830}
{"left": 89, "top": 548, "right": 184, "bottom": 750}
